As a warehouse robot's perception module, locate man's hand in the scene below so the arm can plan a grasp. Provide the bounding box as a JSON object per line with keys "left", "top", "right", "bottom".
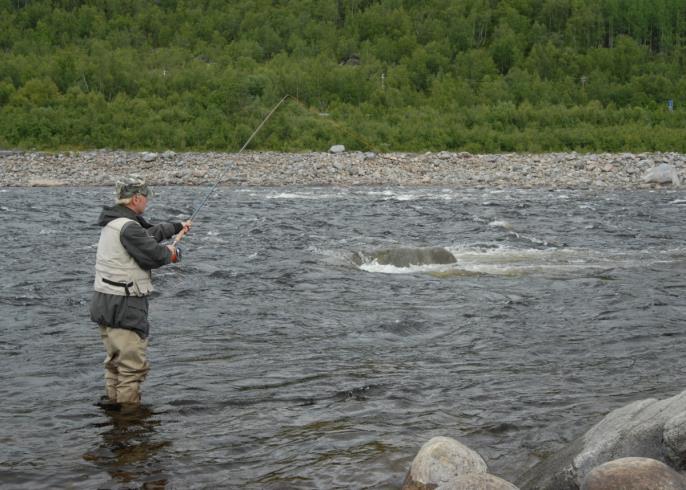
{"left": 181, "top": 220, "right": 192, "bottom": 233}
{"left": 166, "top": 245, "right": 182, "bottom": 263}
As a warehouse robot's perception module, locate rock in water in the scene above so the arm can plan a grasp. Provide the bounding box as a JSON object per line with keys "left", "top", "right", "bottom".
{"left": 581, "top": 457, "right": 686, "bottom": 490}
{"left": 372, "top": 247, "right": 457, "bottom": 267}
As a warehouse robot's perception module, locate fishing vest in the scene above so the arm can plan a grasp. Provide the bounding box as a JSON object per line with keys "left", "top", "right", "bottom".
{"left": 94, "top": 218, "right": 153, "bottom": 297}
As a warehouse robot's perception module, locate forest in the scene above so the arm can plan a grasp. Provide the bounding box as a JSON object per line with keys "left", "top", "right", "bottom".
{"left": 1, "top": 0, "right": 685, "bottom": 153}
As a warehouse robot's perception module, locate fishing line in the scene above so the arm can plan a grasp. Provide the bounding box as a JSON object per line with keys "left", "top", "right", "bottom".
{"left": 170, "top": 94, "right": 290, "bottom": 246}
{"left": 170, "top": 92, "right": 389, "bottom": 246}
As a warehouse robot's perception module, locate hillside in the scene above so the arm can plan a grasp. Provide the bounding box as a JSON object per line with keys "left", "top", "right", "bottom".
{"left": 1, "top": 0, "right": 685, "bottom": 152}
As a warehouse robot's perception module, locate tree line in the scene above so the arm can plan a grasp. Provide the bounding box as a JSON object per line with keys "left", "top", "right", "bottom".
{"left": 1, "top": 0, "right": 685, "bottom": 152}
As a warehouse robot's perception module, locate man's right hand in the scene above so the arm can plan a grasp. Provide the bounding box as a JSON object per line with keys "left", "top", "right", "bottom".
{"left": 166, "top": 245, "right": 182, "bottom": 263}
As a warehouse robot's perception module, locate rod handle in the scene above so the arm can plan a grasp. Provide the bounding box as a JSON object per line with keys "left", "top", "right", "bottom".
{"left": 170, "top": 227, "right": 187, "bottom": 247}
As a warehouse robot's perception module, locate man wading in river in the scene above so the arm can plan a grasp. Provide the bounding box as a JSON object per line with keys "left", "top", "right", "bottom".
{"left": 90, "top": 175, "right": 191, "bottom": 410}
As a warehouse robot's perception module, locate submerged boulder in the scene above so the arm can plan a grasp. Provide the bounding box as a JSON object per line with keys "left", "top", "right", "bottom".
{"left": 354, "top": 247, "right": 457, "bottom": 268}
{"left": 517, "top": 389, "right": 686, "bottom": 489}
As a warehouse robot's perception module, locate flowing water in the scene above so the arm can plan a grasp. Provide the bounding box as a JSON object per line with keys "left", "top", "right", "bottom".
{"left": 2, "top": 186, "right": 686, "bottom": 489}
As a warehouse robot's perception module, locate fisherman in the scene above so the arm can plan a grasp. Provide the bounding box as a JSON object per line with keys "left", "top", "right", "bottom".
{"left": 90, "top": 175, "right": 191, "bottom": 410}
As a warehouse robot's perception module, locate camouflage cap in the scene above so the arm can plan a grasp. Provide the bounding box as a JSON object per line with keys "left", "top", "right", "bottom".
{"left": 116, "top": 175, "right": 152, "bottom": 198}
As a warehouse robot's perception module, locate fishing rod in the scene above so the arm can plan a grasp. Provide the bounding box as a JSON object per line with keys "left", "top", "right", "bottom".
{"left": 170, "top": 94, "right": 290, "bottom": 247}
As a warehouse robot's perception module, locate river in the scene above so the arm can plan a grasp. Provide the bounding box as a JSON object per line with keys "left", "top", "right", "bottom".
{"left": 2, "top": 186, "right": 685, "bottom": 488}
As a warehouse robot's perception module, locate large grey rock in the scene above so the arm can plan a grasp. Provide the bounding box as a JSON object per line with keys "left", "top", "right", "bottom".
{"left": 643, "top": 163, "right": 680, "bottom": 185}
{"left": 354, "top": 247, "right": 457, "bottom": 268}
{"left": 402, "top": 436, "right": 488, "bottom": 489}
{"left": 329, "top": 144, "right": 345, "bottom": 154}
{"left": 664, "top": 410, "right": 686, "bottom": 467}
{"left": 580, "top": 457, "right": 686, "bottom": 490}
{"left": 517, "top": 390, "right": 686, "bottom": 489}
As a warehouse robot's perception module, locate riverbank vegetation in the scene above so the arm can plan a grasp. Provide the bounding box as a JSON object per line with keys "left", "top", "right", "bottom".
{"left": 1, "top": 0, "right": 685, "bottom": 152}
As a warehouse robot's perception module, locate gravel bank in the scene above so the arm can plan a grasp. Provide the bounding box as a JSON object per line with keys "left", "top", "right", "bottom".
{"left": 1, "top": 150, "right": 684, "bottom": 188}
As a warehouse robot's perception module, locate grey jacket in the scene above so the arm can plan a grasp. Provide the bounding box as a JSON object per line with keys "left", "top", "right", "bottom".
{"left": 90, "top": 204, "right": 182, "bottom": 338}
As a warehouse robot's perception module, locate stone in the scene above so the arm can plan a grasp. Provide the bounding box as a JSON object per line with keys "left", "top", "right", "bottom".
{"left": 162, "top": 150, "right": 176, "bottom": 159}
{"left": 642, "top": 163, "right": 680, "bottom": 185}
{"left": 28, "top": 177, "right": 66, "bottom": 186}
{"left": 664, "top": 411, "right": 686, "bottom": 467}
{"left": 329, "top": 144, "right": 345, "bottom": 154}
{"left": 142, "top": 152, "right": 158, "bottom": 162}
{"left": 360, "top": 247, "right": 457, "bottom": 267}
{"left": 580, "top": 457, "right": 686, "bottom": 490}
{"left": 402, "top": 436, "right": 488, "bottom": 490}
{"left": 439, "top": 473, "right": 520, "bottom": 489}
{"left": 516, "top": 389, "right": 686, "bottom": 489}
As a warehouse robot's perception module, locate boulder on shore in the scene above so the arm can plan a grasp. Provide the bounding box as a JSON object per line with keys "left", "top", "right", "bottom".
{"left": 402, "top": 436, "right": 487, "bottom": 489}
{"left": 642, "top": 163, "right": 680, "bottom": 185}
{"left": 402, "top": 436, "right": 519, "bottom": 490}
{"left": 580, "top": 457, "right": 686, "bottom": 490}
{"left": 516, "top": 389, "right": 686, "bottom": 489}
{"left": 447, "top": 473, "right": 520, "bottom": 489}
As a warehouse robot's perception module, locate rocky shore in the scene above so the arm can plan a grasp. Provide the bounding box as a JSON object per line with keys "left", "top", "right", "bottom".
{"left": 403, "top": 389, "right": 686, "bottom": 489}
{"left": 1, "top": 149, "right": 684, "bottom": 188}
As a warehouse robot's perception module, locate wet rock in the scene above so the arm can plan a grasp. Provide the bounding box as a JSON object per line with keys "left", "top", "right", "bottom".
{"left": 516, "top": 389, "right": 686, "bottom": 489}
{"left": 402, "top": 436, "right": 488, "bottom": 490}
{"left": 369, "top": 247, "right": 457, "bottom": 267}
{"left": 580, "top": 457, "right": 686, "bottom": 490}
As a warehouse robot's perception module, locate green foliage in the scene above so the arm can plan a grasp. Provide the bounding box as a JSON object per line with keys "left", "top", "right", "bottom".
{"left": 1, "top": 0, "right": 686, "bottom": 152}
